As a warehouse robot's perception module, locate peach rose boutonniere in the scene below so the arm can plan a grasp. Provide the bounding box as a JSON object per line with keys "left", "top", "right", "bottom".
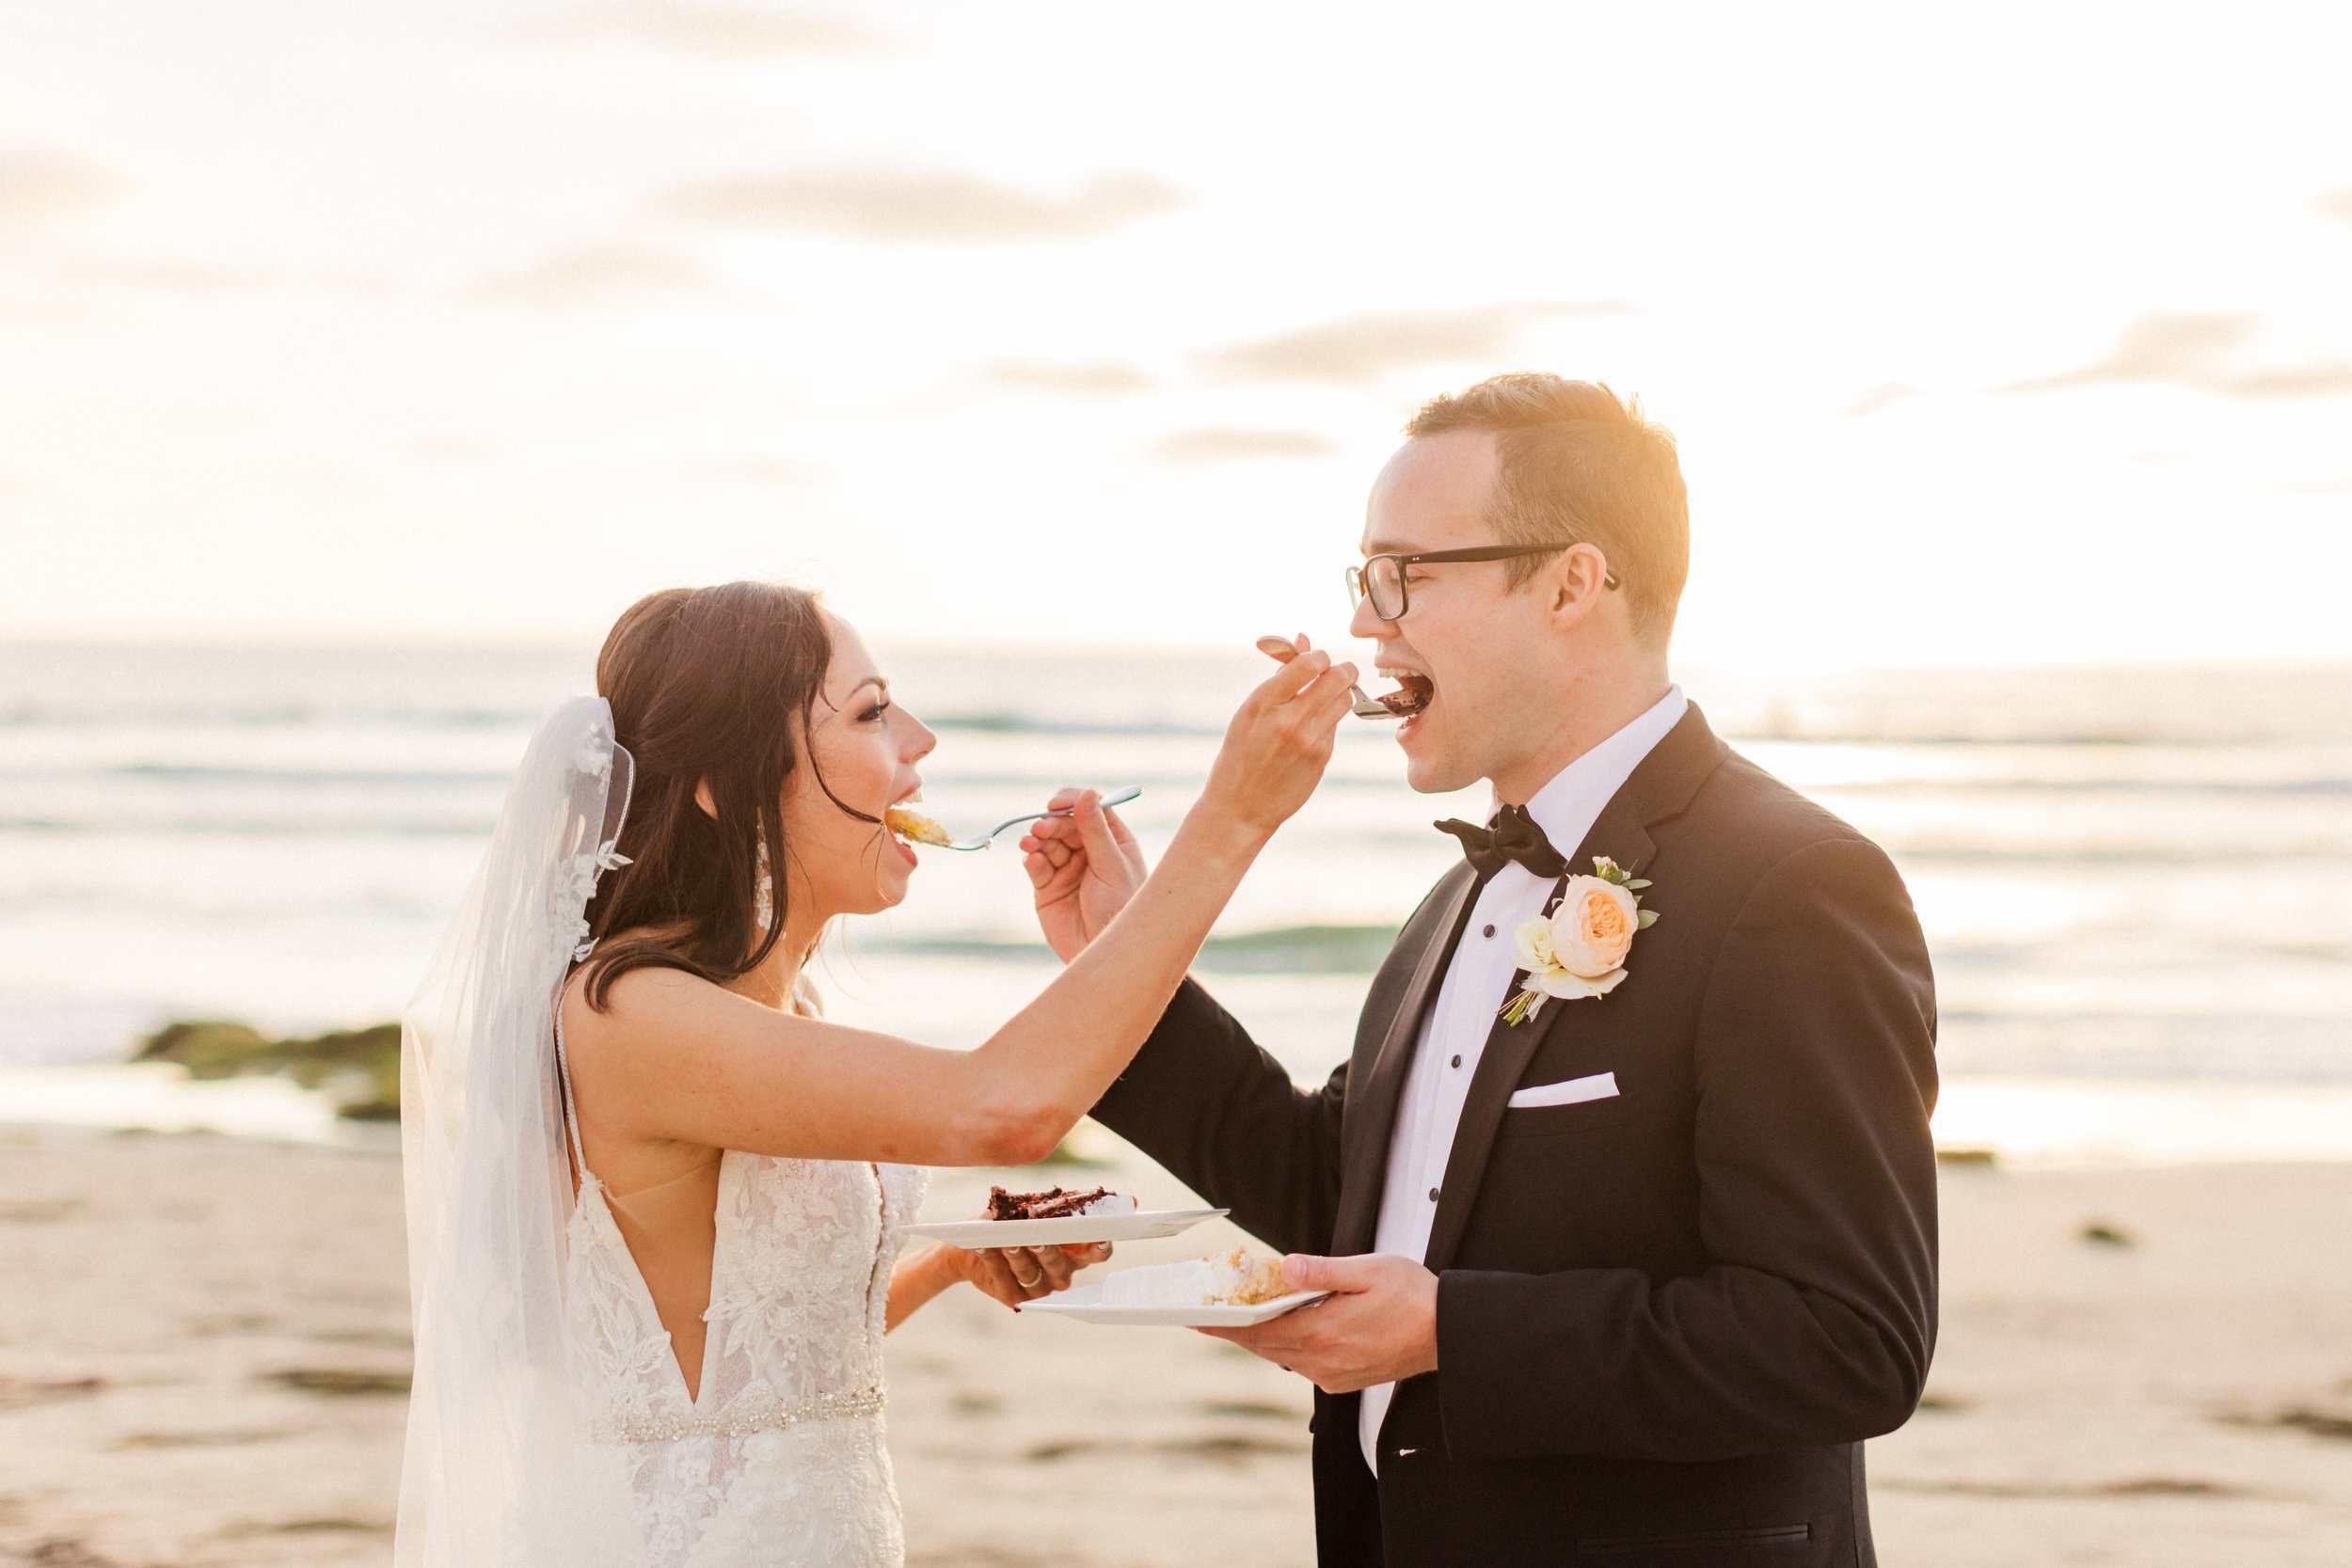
{"left": 1499, "top": 857, "right": 1659, "bottom": 1026}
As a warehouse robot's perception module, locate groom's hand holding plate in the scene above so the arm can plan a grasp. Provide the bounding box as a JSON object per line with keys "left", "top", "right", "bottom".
{"left": 1015, "top": 1248, "right": 1331, "bottom": 1326}
{"left": 1194, "top": 1252, "right": 1439, "bottom": 1395}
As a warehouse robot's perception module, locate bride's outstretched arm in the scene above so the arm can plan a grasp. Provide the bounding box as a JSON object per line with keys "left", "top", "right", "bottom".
{"left": 561, "top": 650, "right": 1357, "bottom": 1167}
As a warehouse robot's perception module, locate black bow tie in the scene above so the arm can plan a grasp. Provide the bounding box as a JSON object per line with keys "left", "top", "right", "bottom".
{"left": 1436, "top": 804, "right": 1566, "bottom": 880}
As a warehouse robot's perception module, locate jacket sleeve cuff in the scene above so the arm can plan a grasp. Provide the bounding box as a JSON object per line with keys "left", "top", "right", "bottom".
{"left": 1433, "top": 1267, "right": 1614, "bottom": 1459}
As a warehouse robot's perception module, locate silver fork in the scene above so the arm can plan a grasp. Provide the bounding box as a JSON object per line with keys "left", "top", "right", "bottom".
{"left": 940, "top": 784, "right": 1145, "bottom": 850}
{"left": 1254, "top": 636, "right": 1396, "bottom": 720}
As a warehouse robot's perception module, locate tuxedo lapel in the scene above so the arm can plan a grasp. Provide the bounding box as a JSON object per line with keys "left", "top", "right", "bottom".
{"left": 1421, "top": 705, "right": 1729, "bottom": 1275}
{"left": 1331, "top": 861, "right": 1482, "bottom": 1255}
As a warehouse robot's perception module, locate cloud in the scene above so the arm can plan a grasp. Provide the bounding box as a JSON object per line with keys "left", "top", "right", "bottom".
{"left": 2000, "top": 312, "right": 2352, "bottom": 400}
{"left": 535, "top": 4, "right": 898, "bottom": 56}
{"left": 1196, "top": 301, "right": 1635, "bottom": 386}
{"left": 977, "top": 360, "right": 1154, "bottom": 396}
{"left": 679, "top": 457, "right": 819, "bottom": 487}
{"left": 28, "top": 256, "right": 394, "bottom": 300}
{"left": 470, "top": 245, "right": 723, "bottom": 309}
{"left": 2003, "top": 311, "right": 2255, "bottom": 390}
{"left": 407, "top": 437, "right": 501, "bottom": 467}
{"left": 0, "top": 148, "right": 122, "bottom": 230}
{"left": 75, "top": 257, "right": 274, "bottom": 293}
{"left": 283, "top": 467, "right": 374, "bottom": 505}
{"left": 2316, "top": 188, "right": 2352, "bottom": 224}
{"left": 2220, "top": 363, "right": 2352, "bottom": 398}
{"left": 654, "top": 168, "right": 1185, "bottom": 242}
{"left": 1843, "top": 382, "right": 1915, "bottom": 418}
{"left": 1150, "top": 428, "right": 1336, "bottom": 465}
{"left": 0, "top": 295, "right": 102, "bottom": 326}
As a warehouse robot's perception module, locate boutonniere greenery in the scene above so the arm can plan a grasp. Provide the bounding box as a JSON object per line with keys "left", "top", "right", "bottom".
{"left": 1500, "top": 857, "right": 1659, "bottom": 1026}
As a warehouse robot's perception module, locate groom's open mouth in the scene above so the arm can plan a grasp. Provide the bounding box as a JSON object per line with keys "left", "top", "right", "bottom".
{"left": 1377, "top": 667, "right": 1434, "bottom": 719}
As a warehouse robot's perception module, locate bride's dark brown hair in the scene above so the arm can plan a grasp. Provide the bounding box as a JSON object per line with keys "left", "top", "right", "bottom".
{"left": 572, "top": 581, "right": 878, "bottom": 1009}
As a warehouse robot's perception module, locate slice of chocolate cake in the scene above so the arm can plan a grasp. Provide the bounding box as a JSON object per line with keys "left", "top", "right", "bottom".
{"left": 1377, "top": 673, "right": 1433, "bottom": 717}
{"left": 981, "top": 1185, "right": 1135, "bottom": 1221}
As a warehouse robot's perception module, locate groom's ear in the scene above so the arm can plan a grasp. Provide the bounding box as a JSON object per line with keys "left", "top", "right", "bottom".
{"left": 693, "top": 779, "right": 718, "bottom": 818}
{"left": 1546, "top": 541, "right": 1615, "bottom": 625}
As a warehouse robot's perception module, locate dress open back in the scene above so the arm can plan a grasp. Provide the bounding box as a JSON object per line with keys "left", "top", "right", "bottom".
{"left": 554, "top": 978, "right": 928, "bottom": 1566}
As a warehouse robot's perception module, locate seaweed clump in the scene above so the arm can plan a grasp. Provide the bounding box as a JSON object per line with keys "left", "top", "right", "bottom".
{"left": 135, "top": 1020, "right": 402, "bottom": 1121}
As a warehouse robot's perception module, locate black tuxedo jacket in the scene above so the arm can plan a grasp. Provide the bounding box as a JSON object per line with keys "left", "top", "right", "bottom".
{"left": 1093, "top": 705, "right": 1939, "bottom": 1566}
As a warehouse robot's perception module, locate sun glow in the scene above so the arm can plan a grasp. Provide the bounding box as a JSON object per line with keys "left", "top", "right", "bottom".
{"left": 1, "top": 2, "right": 2347, "bottom": 670}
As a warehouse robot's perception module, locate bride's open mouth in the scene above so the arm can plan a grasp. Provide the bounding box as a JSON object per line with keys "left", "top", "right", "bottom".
{"left": 883, "top": 788, "right": 947, "bottom": 862}
{"left": 1378, "top": 669, "right": 1434, "bottom": 720}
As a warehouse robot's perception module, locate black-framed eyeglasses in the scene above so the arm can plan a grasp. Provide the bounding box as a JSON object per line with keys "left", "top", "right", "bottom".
{"left": 1345, "top": 544, "right": 1621, "bottom": 622}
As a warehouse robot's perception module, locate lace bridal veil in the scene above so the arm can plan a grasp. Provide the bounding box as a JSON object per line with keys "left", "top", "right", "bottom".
{"left": 395, "top": 697, "right": 641, "bottom": 1566}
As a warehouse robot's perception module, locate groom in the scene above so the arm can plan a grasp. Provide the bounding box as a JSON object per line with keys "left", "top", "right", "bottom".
{"left": 1029, "top": 373, "right": 1938, "bottom": 1565}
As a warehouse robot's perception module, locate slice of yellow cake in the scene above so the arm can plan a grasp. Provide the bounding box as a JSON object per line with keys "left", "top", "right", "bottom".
{"left": 1201, "top": 1246, "right": 1290, "bottom": 1306}
{"left": 884, "top": 804, "right": 952, "bottom": 847}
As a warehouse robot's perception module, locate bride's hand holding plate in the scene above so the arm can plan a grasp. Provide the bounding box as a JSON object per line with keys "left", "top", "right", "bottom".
{"left": 954, "top": 1242, "right": 1116, "bottom": 1309}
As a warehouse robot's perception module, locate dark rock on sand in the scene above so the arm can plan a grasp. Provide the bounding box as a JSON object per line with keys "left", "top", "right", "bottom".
{"left": 135, "top": 1020, "right": 401, "bottom": 1120}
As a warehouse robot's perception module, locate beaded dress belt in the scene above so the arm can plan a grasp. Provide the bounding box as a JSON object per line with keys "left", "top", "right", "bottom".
{"left": 590, "top": 1383, "right": 885, "bottom": 1445}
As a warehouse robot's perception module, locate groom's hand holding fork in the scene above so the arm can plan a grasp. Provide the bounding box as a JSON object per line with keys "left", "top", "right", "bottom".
{"left": 1197, "top": 1253, "right": 1439, "bottom": 1394}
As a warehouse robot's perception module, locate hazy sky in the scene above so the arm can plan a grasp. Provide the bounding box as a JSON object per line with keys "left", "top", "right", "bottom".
{"left": 3, "top": 0, "right": 2349, "bottom": 668}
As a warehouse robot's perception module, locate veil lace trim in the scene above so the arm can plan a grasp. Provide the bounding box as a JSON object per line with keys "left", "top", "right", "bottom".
{"left": 394, "top": 698, "right": 641, "bottom": 1568}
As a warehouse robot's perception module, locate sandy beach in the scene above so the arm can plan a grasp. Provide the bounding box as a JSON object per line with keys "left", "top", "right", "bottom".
{"left": 4, "top": 1127, "right": 2349, "bottom": 1568}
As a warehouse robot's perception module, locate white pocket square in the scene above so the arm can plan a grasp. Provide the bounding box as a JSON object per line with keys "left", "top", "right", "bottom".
{"left": 1507, "top": 1070, "right": 1620, "bottom": 1110}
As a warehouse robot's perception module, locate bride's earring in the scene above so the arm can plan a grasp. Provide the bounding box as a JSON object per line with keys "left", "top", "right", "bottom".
{"left": 753, "top": 836, "right": 774, "bottom": 929}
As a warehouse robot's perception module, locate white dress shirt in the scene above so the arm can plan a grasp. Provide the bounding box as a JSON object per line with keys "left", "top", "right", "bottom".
{"left": 1358, "top": 685, "right": 1688, "bottom": 1475}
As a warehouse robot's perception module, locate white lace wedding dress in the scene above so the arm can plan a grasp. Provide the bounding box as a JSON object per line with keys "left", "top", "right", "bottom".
{"left": 556, "top": 1000, "right": 929, "bottom": 1566}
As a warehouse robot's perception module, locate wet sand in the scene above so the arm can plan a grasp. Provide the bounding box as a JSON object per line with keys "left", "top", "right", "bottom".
{"left": 3, "top": 1127, "right": 2348, "bottom": 1566}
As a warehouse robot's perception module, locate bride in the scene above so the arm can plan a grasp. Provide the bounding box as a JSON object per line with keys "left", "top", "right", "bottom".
{"left": 394, "top": 580, "right": 1357, "bottom": 1567}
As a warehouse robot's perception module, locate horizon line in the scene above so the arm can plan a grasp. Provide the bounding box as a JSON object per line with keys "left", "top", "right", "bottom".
{"left": 4, "top": 635, "right": 2350, "bottom": 679}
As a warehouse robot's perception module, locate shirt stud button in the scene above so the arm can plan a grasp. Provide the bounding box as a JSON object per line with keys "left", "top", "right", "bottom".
{"left": 1450, "top": 1054, "right": 1462, "bottom": 1069}
{"left": 1428, "top": 1187, "right": 1440, "bottom": 1202}
{"left": 1483, "top": 924, "right": 1496, "bottom": 938}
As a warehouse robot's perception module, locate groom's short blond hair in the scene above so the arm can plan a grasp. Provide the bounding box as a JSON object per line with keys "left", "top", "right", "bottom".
{"left": 1406, "top": 374, "right": 1689, "bottom": 644}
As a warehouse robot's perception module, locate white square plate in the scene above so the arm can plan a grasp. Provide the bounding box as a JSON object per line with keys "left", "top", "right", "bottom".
{"left": 1015, "top": 1258, "right": 1330, "bottom": 1327}
{"left": 904, "top": 1207, "right": 1227, "bottom": 1249}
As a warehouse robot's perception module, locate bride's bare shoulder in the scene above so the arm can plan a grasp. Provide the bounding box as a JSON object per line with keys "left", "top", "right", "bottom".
{"left": 563, "top": 946, "right": 731, "bottom": 1049}
{"left": 563, "top": 939, "right": 818, "bottom": 1070}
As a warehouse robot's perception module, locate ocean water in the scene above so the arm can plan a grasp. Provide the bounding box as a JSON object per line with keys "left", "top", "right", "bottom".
{"left": 3, "top": 643, "right": 2348, "bottom": 1163}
